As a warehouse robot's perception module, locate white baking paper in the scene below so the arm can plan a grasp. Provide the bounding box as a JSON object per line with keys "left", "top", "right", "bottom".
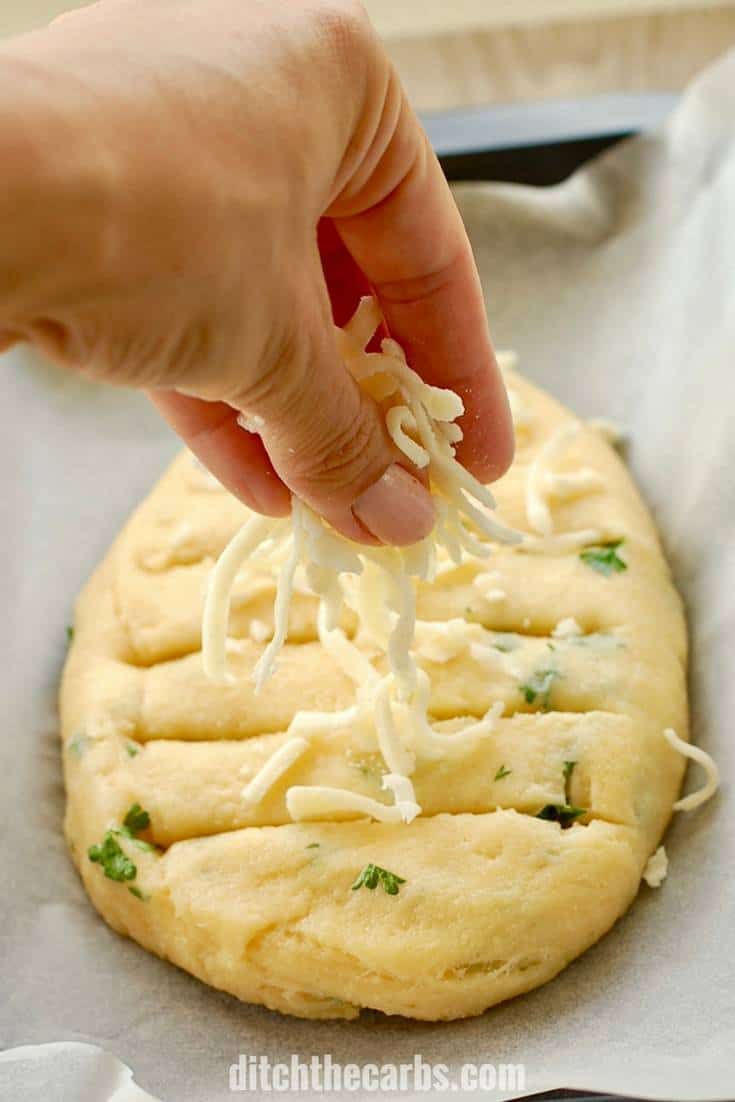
{"left": 0, "top": 1043, "right": 161, "bottom": 1102}
{"left": 1, "top": 48, "right": 734, "bottom": 1102}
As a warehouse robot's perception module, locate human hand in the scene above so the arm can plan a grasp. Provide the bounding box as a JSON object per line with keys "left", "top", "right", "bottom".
{"left": 0, "top": 0, "right": 513, "bottom": 544}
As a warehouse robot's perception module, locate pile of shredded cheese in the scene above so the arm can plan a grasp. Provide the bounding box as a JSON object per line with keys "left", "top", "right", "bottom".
{"left": 201, "top": 297, "right": 719, "bottom": 828}
{"left": 202, "top": 297, "right": 521, "bottom": 823}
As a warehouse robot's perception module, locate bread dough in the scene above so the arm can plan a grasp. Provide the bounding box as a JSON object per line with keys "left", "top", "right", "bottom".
{"left": 60, "top": 368, "right": 688, "bottom": 1020}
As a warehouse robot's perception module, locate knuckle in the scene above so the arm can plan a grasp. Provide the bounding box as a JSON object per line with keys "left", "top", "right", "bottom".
{"left": 313, "top": 0, "right": 371, "bottom": 50}
{"left": 294, "top": 395, "right": 385, "bottom": 499}
{"left": 230, "top": 314, "right": 304, "bottom": 416}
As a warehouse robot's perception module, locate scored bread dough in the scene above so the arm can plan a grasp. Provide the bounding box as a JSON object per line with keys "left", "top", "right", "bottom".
{"left": 60, "top": 367, "right": 688, "bottom": 1021}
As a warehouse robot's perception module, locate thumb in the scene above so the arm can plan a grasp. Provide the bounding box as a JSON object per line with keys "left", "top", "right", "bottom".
{"left": 235, "top": 282, "right": 435, "bottom": 547}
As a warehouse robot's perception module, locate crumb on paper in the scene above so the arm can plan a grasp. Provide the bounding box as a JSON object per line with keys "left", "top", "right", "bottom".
{"left": 643, "top": 845, "right": 668, "bottom": 888}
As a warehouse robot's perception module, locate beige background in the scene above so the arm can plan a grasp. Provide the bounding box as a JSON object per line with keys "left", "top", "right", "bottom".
{"left": 2, "top": 1, "right": 735, "bottom": 112}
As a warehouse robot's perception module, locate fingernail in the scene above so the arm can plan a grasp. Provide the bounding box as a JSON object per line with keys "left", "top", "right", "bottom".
{"left": 353, "top": 464, "right": 435, "bottom": 546}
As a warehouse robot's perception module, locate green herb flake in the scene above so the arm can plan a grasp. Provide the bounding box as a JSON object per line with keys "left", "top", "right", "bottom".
{"left": 67, "top": 734, "right": 92, "bottom": 759}
{"left": 125, "top": 742, "right": 141, "bottom": 758}
{"left": 536, "top": 804, "right": 586, "bottom": 828}
{"left": 492, "top": 633, "right": 520, "bottom": 654}
{"left": 128, "top": 886, "right": 149, "bottom": 902}
{"left": 519, "top": 669, "right": 560, "bottom": 711}
{"left": 562, "top": 760, "right": 577, "bottom": 782}
{"left": 88, "top": 833, "right": 137, "bottom": 883}
{"left": 352, "top": 863, "right": 406, "bottom": 896}
{"left": 122, "top": 835, "right": 158, "bottom": 853}
{"left": 66, "top": 625, "right": 74, "bottom": 643}
{"left": 306, "top": 843, "right": 320, "bottom": 850}
{"left": 580, "top": 540, "right": 627, "bottom": 576}
{"left": 122, "top": 803, "right": 150, "bottom": 836}
{"left": 494, "top": 764, "right": 512, "bottom": 781}
{"left": 112, "top": 803, "right": 157, "bottom": 852}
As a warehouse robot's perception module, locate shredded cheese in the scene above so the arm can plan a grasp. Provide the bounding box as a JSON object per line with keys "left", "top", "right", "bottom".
{"left": 202, "top": 513, "right": 286, "bottom": 683}
{"left": 287, "top": 705, "right": 362, "bottom": 738}
{"left": 248, "top": 619, "right": 271, "bottom": 643}
{"left": 236, "top": 411, "right": 266, "bottom": 434}
{"left": 588, "top": 417, "right": 625, "bottom": 446}
{"left": 552, "top": 617, "right": 584, "bottom": 639}
{"left": 241, "top": 737, "right": 309, "bottom": 806}
{"left": 386, "top": 406, "right": 430, "bottom": 469}
{"left": 496, "top": 350, "right": 518, "bottom": 373}
{"left": 444, "top": 701, "right": 504, "bottom": 743}
{"left": 507, "top": 387, "right": 533, "bottom": 431}
{"left": 643, "top": 845, "right": 668, "bottom": 888}
{"left": 142, "top": 521, "right": 195, "bottom": 571}
{"left": 252, "top": 504, "right": 305, "bottom": 691}
{"left": 200, "top": 305, "right": 640, "bottom": 826}
{"left": 544, "top": 468, "right": 604, "bottom": 500}
{"left": 413, "top": 618, "right": 479, "bottom": 664}
{"left": 472, "top": 571, "right": 507, "bottom": 604}
{"left": 520, "top": 528, "right": 620, "bottom": 555}
{"left": 374, "top": 677, "right": 416, "bottom": 776}
{"left": 526, "top": 422, "right": 582, "bottom": 535}
{"left": 663, "top": 727, "right": 720, "bottom": 812}
{"left": 287, "top": 783, "right": 420, "bottom": 824}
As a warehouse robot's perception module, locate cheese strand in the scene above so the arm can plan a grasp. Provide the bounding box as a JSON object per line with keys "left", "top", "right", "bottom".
{"left": 663, "top": 727, "right": 719, "bottom": 812}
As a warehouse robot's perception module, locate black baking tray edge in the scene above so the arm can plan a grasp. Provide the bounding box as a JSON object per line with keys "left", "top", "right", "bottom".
{"left": 421, "top": 88, "right": 732, "bottom": 1102}
{"left": 423, "top": 91, "right": 678, "bottom": 184}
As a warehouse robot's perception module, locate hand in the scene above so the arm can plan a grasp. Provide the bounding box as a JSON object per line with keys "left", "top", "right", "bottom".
{"left": 0, "top": 0, "right": 513, "bottom": 544}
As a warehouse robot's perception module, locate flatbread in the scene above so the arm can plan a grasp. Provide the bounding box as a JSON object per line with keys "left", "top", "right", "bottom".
{"left": 60, "top": 368, "right": 688, "bottom": 1020}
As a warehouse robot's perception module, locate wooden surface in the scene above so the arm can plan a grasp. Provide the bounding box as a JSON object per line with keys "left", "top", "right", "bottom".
{"left": 2, "top": 1, "right": 735, "bottom": 113}
{"left": 366, "top": 0, "right": 731, "bottom": 36}
{"left": 386, "top": 5, "right": 735, "bottom": 111}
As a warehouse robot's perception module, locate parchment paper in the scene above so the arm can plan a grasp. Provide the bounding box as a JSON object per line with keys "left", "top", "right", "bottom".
{"left": 1, "top": 48, "right": 734, "bottom": 1102}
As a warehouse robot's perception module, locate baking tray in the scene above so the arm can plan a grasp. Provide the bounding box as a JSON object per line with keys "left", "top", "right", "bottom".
{"left": 423, "top": 91, "right": 678, "bottom": 184}
{"left": 424, "top": 89, "right": 721, "bottom": 1102}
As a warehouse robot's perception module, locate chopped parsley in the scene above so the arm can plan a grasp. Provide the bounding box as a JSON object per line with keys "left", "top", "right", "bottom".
{"left": 113, "top": 804, "right": 156, "bottom": 852}
{"left": 67, "top": 733, "right": 95, "bottom": 759}
{"left": 89, "top": 803, "right": 156, "bottom": 888}
{"left": 66, "top": 625, "right": 74, "bottom": 642}
{"left": 536, "top": 804, "right": 586, "bottom": 828}
{"left": 88, "top": 833, "right": 137, "bottom": 882}
{"left": 494, "top": 764, "right": 512, "bottom": 781}
{"left": 491, "top": 633, "right": 521, "bottom": 653}
{"left": 519, "top": 669, "right": 560, "bottom": 710}
{"left": 125, "top": 742, "right": 141, "bottom": 758}
{"left": 122, "top": 803, "right": 150, "bottom": 835}
{"left": 580, "top": 540, "right": 627, "bottom": 576}
{"left": 562, "top": 760, "right": 577, "bottom": 782}
{"left": 128, "top": 886, "right": 149, "bottom": 902}
{"left": 352, "top": 863, "right": 406, "bottom": 896}
{"left": 306, "top": 842, "right": 320, "bottom": 850}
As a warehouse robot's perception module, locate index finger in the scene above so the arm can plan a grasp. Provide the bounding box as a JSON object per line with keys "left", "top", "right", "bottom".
{"left": 328, "top": 87, "right": 514, "bottom": 484}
